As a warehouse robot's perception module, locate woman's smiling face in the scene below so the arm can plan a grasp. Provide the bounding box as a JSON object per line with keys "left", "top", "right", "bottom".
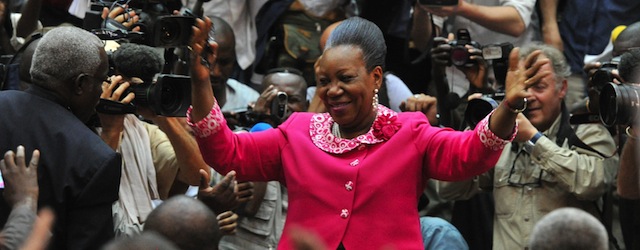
{"left": 315, "top": 45, "right": 382, "bottom": 134}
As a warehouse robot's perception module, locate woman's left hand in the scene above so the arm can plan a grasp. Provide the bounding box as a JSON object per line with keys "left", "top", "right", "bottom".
{"left": 503, "top": 48, "right": 550, "bottom": 111}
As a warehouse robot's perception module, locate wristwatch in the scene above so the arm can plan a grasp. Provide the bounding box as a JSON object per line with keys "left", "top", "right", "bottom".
{"left": 523, "top": 132, "right": 543, "bottom": 154}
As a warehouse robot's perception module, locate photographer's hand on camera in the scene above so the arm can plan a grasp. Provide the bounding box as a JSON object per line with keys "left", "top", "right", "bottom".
{"left": 189, "top": 17, "right": 218, "bottom": 123}
{"left": 249, "top": 85, "right": 283, "bottom": 126}
{"left": 431, "top": 36, "right": 453, "bottom": 69}
{"left": 253, "top": 85, "right": 278, "bottom": 115}
{"left": 98, "top": 75, "right": 136, "bottom": 150}
{"left": 101, "top": 5, "right": 141, "bottom": 32}
{"left": 461, "top": 45, "right": 488, "bottom": 90}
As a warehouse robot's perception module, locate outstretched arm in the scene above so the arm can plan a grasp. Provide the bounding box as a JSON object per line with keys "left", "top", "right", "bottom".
{"left": 426, "top": 0, "right": 531, "bottom": 37}
{"left": 189, "top": 17, "right": 217, "bottom": 123}
{"left": 15, "top": 0, "right": 42, "bottom": 39}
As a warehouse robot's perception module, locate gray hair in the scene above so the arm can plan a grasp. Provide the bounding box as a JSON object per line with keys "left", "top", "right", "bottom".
{"left": 529, "top": 207, "right": 608, "bottom": 250}
{"left": 30, "top": 26, "right": 104, "bottom": 89}
{"left": 519, "top": 42, "right": 570, "bottom": 89}
{"left": 326, "top": 16, "right": 387, "bottom": 72}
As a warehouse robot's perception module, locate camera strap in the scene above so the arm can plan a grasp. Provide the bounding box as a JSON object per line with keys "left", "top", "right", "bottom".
{"left": 556, "top": 101, "right": 621, "bottom": 250}
{"left": 556, "top": 102, "right": 613, "bottom": 158}
{"left": 96, "top": 99, "right": 136, "bottom": 114}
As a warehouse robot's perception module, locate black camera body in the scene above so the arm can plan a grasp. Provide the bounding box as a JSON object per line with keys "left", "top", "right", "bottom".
{"left": 271, "top": 91, "right": 288, "bottom": 119}
{"left": 146, "top": 15, "right": 195, "bottom": 48}
{"left": 590, "top": 61, "right": 619, "bottom": 93}
{"left": 464, "top": 92, "right": 505, "bottom": 127}
{"left": 97, "top": 74, "right": 192, "bottom": 117}
{"left": 449, "top": 29, "right": 481, "bottom": 67}
{"left": 599, "top": 82, "right": 640, "bottom": 126}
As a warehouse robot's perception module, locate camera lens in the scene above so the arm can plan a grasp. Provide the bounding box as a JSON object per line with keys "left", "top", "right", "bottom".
{"left": 591, "top": 69, "right": 614, "bottom": 92}
{"left": 451, "top": 46, "right": 469, "bottom": 66}
{"left": 599, "top": 82, "right": 640, "bottom": 126}
{"left": 158, "top": 19, "right": 182, "bottom": 45}
{"left": 464, "top": 96, "right": 500, "bottom": 127}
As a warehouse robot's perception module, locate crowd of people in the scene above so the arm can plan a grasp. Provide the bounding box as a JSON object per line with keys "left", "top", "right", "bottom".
{"left": 0, "top": 0, "right": 638, "bottom": 249}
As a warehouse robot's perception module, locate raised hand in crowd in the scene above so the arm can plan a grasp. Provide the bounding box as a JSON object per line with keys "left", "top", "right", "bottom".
{"left": 197, "top": 169, "right": 239, "bottom": 214}
{"left": 0, "top": 146, "right": 42, "bottom": 249}
{"left": 97, "top": 76, "right": 136, "bottom": 150}
{"left": 400, "top": 94, "right": 439, "bottom": 125}
{"left": 0, "top": 146, "right": 38, "bottom": 209}
{"left": 216, "top": 211, "right": 238, "bottom": 236}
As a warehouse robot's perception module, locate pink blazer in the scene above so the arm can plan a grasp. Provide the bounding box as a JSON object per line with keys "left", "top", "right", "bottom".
{"left": 189, "top": 104, "right": 510, "bottom": 250}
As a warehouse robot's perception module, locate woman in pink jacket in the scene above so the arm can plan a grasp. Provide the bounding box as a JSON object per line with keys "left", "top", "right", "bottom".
{"left": 187, "top": 16, "right": 548, "bottom": 250}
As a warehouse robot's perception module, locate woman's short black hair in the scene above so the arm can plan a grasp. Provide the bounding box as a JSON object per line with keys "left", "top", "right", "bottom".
{"left": 325, "top": 16, "right": 386, "bottom": 72}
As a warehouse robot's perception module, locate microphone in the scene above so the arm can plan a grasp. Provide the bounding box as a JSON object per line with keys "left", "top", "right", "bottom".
{"left": 249, "top": 122, "right": 273, "bottom": 133}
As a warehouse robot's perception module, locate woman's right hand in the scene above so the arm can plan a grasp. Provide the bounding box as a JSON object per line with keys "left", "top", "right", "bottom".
{"left": 189, "top": 17, "right": 220, "bottom": 122}
{"left": 189, "top": 17, "right": 217, "bottom": 87}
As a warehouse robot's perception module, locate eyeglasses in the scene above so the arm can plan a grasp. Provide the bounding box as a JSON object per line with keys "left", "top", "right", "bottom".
{"left": 507, "top": 150, "right": 543, "bottom": 188}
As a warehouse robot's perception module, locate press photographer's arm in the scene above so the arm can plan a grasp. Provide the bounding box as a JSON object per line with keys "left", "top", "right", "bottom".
{"left": 618, "top": 126, "right": 640, "bottom": 199}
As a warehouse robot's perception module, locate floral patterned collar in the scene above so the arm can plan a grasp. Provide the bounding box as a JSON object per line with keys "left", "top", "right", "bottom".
{"left": 309, "top": 105, "right": 401, "bottom": 154}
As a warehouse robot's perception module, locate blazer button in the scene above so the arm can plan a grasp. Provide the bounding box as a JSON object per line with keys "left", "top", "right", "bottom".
{"left": 345, "top": 181, "right": 354, "bottom": 191}
{"left": 340, "top": 209, "right": 349, "bottom": 218}
{"left": 349, "top": 159, "right": 359, "bottom": 167}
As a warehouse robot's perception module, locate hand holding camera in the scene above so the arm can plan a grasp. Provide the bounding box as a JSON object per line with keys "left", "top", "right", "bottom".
{"left": 237, "top": 85, "right": 289, "bottom": 128}
{"left": 431, "top": 29, "right": 482, "bottom": 68}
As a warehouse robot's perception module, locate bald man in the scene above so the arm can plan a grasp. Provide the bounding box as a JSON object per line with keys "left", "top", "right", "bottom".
{"left": 144, "top": 195, "right": 221, "bottom": 250}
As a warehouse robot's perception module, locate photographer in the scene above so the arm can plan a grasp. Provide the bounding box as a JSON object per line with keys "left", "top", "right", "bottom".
{"left": 611, "top": 48, "right": 640, "bottom": 250}
{"left": 250, "top": 67, "right": 308, "bottom": 127}
{"left": 437, "top": 43, "right": 619, "bottom": 250}
{"left": 430, "top": 30, "right": 489, "bottom": 129}
{"left": 419, "top": 0, "right": 538, "bottom": 100}
{"left": 97, "top": 42, "right": 212, "bottom": 236}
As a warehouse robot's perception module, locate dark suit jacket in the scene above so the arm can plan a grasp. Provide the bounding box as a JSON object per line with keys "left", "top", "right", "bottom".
{"left": 0, "top": 88, "right": 121, "bottom": 249}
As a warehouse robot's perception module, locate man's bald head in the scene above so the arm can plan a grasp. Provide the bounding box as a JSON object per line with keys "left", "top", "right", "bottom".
{"left": 144, "top": 195, "right": 221, "bottom": 250}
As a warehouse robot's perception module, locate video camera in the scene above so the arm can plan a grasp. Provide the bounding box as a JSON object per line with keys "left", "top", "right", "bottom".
{"left": 271, "top": 91, "right": 288, "bottom": 120}
{"left": 449, "top": 29, "right": 481, "bottom": 67}
{"left": 85, "top": 0, "right": 195, "bottom": 48}
{"left": 97, "top": 74, "right": 192, "bottom": 117}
